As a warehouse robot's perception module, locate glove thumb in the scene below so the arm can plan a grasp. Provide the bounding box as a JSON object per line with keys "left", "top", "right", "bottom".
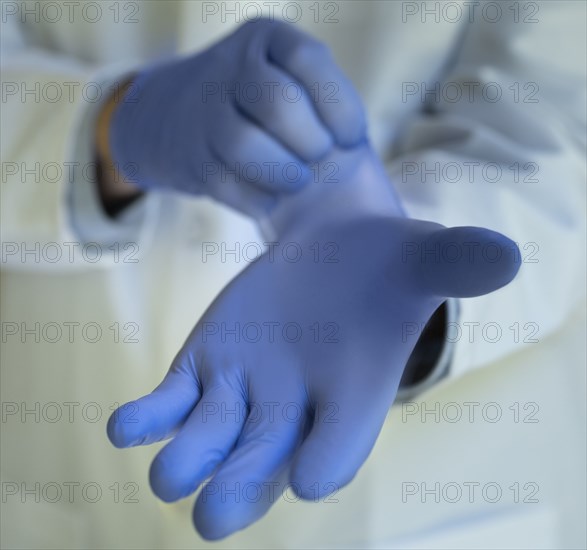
{"left": 415, "top": 226, "right": 521, "bottom": 298}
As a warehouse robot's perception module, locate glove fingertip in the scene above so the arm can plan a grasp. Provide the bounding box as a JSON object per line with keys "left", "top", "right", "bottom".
{"left": 106, "top": 408, "right": 140, "bottom": 448}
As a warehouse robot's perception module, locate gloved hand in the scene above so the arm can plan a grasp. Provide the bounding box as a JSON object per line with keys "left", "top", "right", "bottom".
{"left": 109, "top": 18, "right": 367, "bottom": 220}
{"left": 108, "top": 211, "right": 521, "bottom": 539}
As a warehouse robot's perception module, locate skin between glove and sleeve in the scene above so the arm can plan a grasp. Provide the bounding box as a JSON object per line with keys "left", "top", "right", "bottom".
{"left": 108, "top": 18, "right": 370, "bottom": 221}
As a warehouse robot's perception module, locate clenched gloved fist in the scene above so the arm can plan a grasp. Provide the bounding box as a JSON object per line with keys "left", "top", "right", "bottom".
{"left": 109, "top": 18, "right": 367, "bottom": 220}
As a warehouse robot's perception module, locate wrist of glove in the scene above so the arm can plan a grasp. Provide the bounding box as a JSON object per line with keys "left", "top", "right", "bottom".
{"left": 260, "top": 143, "right": 406, "bottom": 240}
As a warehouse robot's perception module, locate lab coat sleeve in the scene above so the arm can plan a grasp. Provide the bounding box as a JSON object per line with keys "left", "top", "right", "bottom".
{"left": 0, "top": 17, "right": 160, "bottom": 271}
{"left": 388, "top": 0, "right": 586, "bottom": 381}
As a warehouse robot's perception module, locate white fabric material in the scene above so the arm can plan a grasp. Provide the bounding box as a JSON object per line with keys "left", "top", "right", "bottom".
{"left": 1, "top": 1, "right": 585, "bottom": 547}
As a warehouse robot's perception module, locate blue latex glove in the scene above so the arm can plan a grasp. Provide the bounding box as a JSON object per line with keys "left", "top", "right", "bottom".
{"left": 108, "top": 197, "right": 520, "bottom": 539}
{"left": 109, "top": 18, "right": 366, "bottom": 220}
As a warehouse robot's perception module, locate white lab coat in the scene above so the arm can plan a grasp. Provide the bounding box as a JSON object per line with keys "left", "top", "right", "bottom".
{"left": 1, "top": 1, "right": 585, "bottom": 548}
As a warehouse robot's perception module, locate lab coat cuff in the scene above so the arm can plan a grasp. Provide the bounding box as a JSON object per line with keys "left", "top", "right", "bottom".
{"left": 64, "top": 62, "right": 160, "bottom": 261}
{"left": 396, "top": 298, "right": 460, "bottom": 402}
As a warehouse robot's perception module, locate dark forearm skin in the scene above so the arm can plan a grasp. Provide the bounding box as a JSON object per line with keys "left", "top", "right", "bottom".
{"left": 94, "top": 81, "right": 143, "bottom": 218}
